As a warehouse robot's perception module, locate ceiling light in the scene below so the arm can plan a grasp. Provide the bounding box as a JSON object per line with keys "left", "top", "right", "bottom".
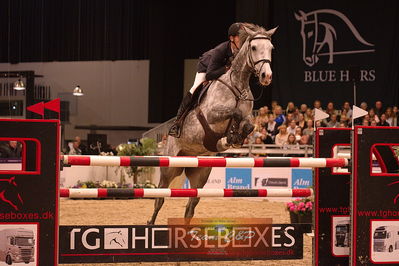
{"left": 73, "top": 85, "right": 84, "bottom": 96}
{"left": 13, "top": 79, "right": 25, "bottom": 90}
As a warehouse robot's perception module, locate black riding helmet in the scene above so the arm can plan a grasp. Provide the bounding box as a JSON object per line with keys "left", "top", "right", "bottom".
{"left": 228, "top": 23, "right": 241, "bottom": 37}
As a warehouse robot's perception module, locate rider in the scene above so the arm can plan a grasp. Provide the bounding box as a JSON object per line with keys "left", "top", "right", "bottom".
{"left": 168, "top": 22, "right": 243, "bottom": 138}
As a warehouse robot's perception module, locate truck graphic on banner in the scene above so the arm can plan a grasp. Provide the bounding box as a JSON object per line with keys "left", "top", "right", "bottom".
{"left": 373, "top": 226, "right": 399, "bottom": 253}
{"left": 0, "top": 228, "right": 35, "bottom": 264}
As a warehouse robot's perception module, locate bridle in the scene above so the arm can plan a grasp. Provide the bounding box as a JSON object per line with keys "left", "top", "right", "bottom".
{"left": 217, "top": 34, "right": 273, "bottom": 102}
{"left": 247, "top": 35, "right": 272, "bottom": 77}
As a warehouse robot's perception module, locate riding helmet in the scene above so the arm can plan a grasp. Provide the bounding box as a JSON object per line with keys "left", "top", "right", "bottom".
{"left": 228, "top": 23, "right": 241, "bottom": 37}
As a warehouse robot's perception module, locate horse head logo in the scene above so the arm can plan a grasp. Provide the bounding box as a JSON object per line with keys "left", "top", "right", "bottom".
{"left": 294, "top": 9, "right": 375, "bottom": 67}
{"left": 0, "top": 177, "right": 23, "bottom": 211}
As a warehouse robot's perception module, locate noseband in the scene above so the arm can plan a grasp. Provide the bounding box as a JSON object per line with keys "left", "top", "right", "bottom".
{"left": 248, "top": 36, "right": 272, "bottom": 77}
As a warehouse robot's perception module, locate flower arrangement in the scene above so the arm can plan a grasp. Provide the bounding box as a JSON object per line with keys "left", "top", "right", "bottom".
{"left": 286, "top": 197, "right": 313, "bottom": 215}
{"left": 73, "top": 180, "right": 130, "bottom": 189}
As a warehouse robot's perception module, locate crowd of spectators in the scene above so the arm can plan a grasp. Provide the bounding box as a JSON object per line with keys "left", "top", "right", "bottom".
{"left": 246, "top": 100, "right": 399, "bottom": 146}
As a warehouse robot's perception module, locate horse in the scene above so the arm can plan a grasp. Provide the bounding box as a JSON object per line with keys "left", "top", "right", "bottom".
{"left": 148, "top": 23, "right": 277, "bottom": 225}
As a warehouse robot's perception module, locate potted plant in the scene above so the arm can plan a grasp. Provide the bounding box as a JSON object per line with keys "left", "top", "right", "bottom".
{"left": 286, "top": 197, "right": 313, "bottom": 224}
{"left": 115, "top": 138, "right": 157, "bottom": 185}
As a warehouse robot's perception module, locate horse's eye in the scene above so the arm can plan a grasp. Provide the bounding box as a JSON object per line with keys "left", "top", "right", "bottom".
{"left": 251, "top": 46, "right": 256, "bottom": 51}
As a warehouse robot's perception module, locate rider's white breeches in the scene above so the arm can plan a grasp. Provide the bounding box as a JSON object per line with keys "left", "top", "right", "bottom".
{"left": 189, "top": 72, "right": 206, "bottom": 94}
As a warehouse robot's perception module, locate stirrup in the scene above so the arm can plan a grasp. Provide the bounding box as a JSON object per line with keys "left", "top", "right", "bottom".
{"left": 168, "top": 124, "right": 181, "bottom": 138}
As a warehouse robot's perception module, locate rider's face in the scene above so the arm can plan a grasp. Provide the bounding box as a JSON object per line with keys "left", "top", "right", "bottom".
{"left": 230, "top": 35, "right": 241, "bottom": 50}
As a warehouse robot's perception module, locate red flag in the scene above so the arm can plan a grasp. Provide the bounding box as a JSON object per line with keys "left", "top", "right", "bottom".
{"left": 27, "top": 102, "right": 44, "bottom": 117}
{"left": 44, "top": 98, "right": 60, "bottom": 113}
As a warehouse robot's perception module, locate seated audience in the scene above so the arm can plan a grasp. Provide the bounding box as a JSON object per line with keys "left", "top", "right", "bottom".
{"left": 287, "top": 120, "right": 297, "bottom": 135}
{"left": 378, "top": 113, "right": 390, "bottom": 126}
{"left": 0, "top": 141, "right": 22, "bottom": 158}
{"left": 274, "top": 105, "right": 286, "bottom": 127}
{"left": 297, "top": 113, "right": 306, "bottom": 129}
{"left": 326, "top": 114, "right": 340, "bottom": 128}
{"left": 275, "top": 124, "right": 289, "bottom": 146}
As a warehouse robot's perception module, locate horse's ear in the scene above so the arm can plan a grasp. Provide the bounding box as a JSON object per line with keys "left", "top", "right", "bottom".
{"left": 266, "top": 26, "right": 278, "bottom": 36}
{"left": 294, "top": 10, "right": 306, "bottom": 21}
{"left": 242, "top": 26, "right": 256, "bottom": 37}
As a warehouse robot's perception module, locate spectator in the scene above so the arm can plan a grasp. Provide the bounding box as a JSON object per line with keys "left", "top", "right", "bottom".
{"left": 74, "top": 136, "right": 87, "bottom": 154}
{"left": 305, "top": 108, "right": 313, "bottom": 121}
{"left": 340, "top": 114, "right": 349, "bottom": 125}
{"left": 385, "top": 107, "right": 395, "bottom": 126}
{"left": 295, "top": 127, "right": 302, "bottom": 142}
{"left": 0, "top": 141, "right": 22, "bottom": 158}
{"left": 325, "top": 102, "right": 338, "bottom": 116}
{"left": 275, "top": 124, "right": 289, "bottom": 146}
{"left": 360, "top": 102, "right": 368, "bottom": 111}
{"left": 342, "top": 102, "right": 353, "bottom": 119}
{"left": 285, "top": 133, "right": 298, "bottom": 145}
{"left": 297, "top": 113, "right": 306, "bottom": 129}
{"left": 375, "top": 101, "right": 384, "bottom": 117}
{"left": 254, "top": 106, "right": 269, "bottom": 127}
{"left": 369, "top": 108, "right": 380, "bottom": 123}
{"left": 302, "top": 120, "right": 314, "bottom": 143}
{"left": 299, "top": 134, "right": 310, "bottom": 145}
{"left": 326, "top": 114, "right": 340, "bottom": 128}
{"left": 362, "top": 119, "right": 370, "bottom": 126}
{"left": 287, "top": 120, "right": 297, "bottom": 135}
{"left": 393, "top": 106, "right": 398, "bottom": 126}
{"left": 274, "top": 105, "right": 286, "bottom": 127}
{"left": 260, "top": 128, "right": 273, "bottom": 144}
{"left": 299, "top": 104, "right": 308, "bottom": 114}
{"left": 312, "top": 100, "right": 323, "bottom": 116}
{"left": 286, "top": 102, "right": 296, "bottom": 114}
{"left": 266, "top": 113, "right": 278, "bottom": 139}
{"left": 339, "top": 122, "right": 348, "bottom": 128}
{"left": 378, "top": 113, "right": 390, "bottom": 126}
{"left": 285, "top": 113, "right": 294, "bottom": 126}
{"left": 254, "top": 137, "right": 263, "bottom": 144}
{"left": 271, "top": 100, "right": 278, "bottom": 112}
{"left": 315, "top": 120, "right": 323, "bottom": 128}
{"left": 370, "top": 120, "right": 377, "bottom": 126}
{"left": 68, "top": 140, "right": 82, "bottom": 155}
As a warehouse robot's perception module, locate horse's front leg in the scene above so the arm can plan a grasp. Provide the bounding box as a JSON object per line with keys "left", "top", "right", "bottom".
{"left": 240, "top": 115, "right": 255, "bottom": 140}
{"left": 206, "top": 105, "right": 241, "bottom": 124}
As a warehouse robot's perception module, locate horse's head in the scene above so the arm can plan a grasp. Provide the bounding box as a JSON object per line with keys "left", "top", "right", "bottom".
{"left": 240, "top": 24, "right": 277, "bottom": 86}
{"left": 295, "top": 10, "right": 319, "bottom": 66}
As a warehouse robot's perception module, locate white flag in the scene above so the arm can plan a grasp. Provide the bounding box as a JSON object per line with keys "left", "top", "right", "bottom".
{"left": 315, "top": 108, "right": 329, "bottom": 121}
{"left": 352, "top": 105, "right": 368, "bottom": 120}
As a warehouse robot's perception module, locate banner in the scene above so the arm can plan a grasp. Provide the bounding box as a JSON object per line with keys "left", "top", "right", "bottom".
{"left": 271, "top": 0, "right": 399, "bottom": 106}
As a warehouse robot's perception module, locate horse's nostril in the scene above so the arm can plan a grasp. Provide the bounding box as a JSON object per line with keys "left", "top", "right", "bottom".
{"left": 261, "top": 72, "right": 266, "bottom": 79}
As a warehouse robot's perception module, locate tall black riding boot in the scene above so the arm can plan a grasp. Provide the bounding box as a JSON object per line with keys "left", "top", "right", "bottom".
{"left": 168, "top": 92, "right": 193, "bottom": 137}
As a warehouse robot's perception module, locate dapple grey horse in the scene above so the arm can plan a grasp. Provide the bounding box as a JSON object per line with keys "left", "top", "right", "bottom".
{"left": 148, "top": 23, "right": 277, "bottom": 224}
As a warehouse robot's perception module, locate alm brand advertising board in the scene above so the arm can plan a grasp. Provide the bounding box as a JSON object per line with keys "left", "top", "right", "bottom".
{"left": 184, "top": 168, "right": 312, "bottom": 190}
{"left": 271, "top": 1, "right": 399, "bottom": 106}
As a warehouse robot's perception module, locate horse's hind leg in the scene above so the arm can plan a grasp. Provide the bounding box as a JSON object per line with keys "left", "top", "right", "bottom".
{"left": 147, "top": 167, "right": 184, "bottom": 225}
{"left": 184, "top": 167, "right": 212, "bottom": 221}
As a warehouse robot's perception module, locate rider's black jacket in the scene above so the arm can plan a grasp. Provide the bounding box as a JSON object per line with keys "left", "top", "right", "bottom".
{"left": 197, "top": 41, "right": 234, "bottom": 81}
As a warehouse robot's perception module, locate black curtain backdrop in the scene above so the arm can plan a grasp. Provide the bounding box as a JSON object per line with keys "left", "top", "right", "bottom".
{"left": 0, "top": 0, "right": 149, "bottom": 62}
{"left": 147, "top": 1, "right": 236, "bottom": 122}
{"left": 1, "top": 0, "right": 398, "bottom": 123}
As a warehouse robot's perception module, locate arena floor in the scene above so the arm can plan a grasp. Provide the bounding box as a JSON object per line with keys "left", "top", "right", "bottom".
{"left": 60, "top": 198, "right": 312, "bottom": 266}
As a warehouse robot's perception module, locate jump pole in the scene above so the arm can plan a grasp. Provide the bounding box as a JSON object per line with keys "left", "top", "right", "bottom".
{"left": 60, "top": 188, "right": 313, "bottom": 198}
{"left": 62, "top": 155, "right": 348, "bottom": 168}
